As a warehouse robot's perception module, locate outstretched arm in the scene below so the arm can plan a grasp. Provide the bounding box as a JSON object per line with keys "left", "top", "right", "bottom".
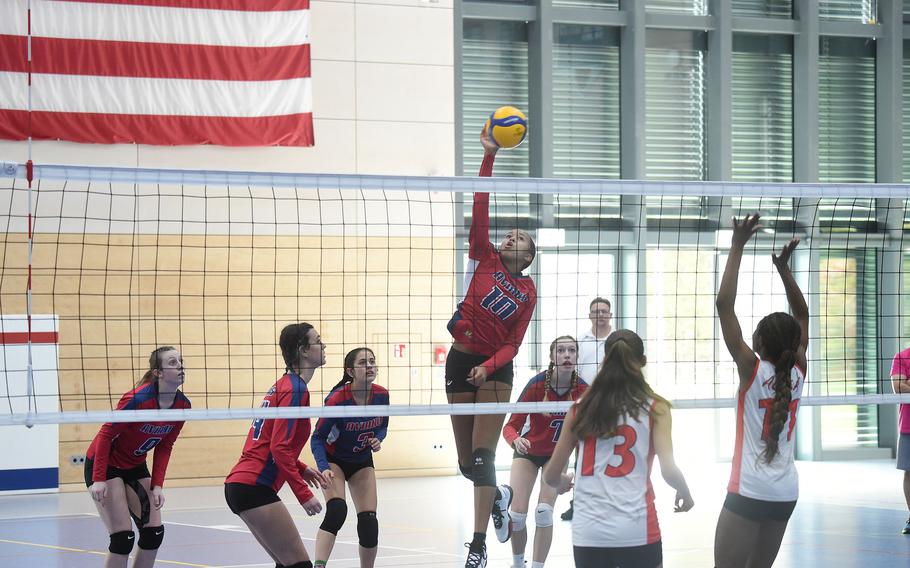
{"left": 716, "top": 214, "right": 761, "bottom": 379}
{"left": 772, "top": 239, "right": 809, "bottom": 367}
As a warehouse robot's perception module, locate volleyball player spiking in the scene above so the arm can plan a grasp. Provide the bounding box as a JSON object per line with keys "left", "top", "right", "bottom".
{"left": 311, "top": 347, "right": 389, "bottom": 568}
{"left": 446, "top": 126, "right": 538, "bottom": 568}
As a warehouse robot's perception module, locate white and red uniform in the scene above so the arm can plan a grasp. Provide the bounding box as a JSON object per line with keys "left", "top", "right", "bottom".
{"left": 446, "top": 154, "right": 537, "bottom": 375}
{"left": 226, "top": 372, "right": 315, "bottom": 505}
{"left": 86, "top": 381, "right": 190, "bottom": 488}
{"left": 572, "top": 400, "right": 660, "bottom": 548}
{"left": 502, "top": 372, "right": 588, "bottom": 457}
{"left": 728, "top": 359, "right": 805, "bottom": 502}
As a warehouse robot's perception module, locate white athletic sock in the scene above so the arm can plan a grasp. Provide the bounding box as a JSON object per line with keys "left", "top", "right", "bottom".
{"left": 512, "top": 553, "right": 525, "bottom": 567}
{"left": 531, "top": 562, "right": 544, "bottom": 568}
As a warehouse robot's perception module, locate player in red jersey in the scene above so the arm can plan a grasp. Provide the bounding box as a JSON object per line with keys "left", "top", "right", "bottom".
{"left": 544, "top": 330, "right": 693, "bottom": 568}
{"left": 85, "top": 346, "right": 190, "bottom": 568}
{"left": 224, "top": 323, "right": 330, "bottom": 568}
{"left": 501, "top": 335, "right": 588, "bottom": 568}
{"left": 311, "top": 347, "right": 390, "bottom": 568}
{"left": 447, "top": 127, "right": 538, "bottom": 568}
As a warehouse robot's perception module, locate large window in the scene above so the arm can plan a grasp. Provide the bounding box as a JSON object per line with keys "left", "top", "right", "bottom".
{"left": 818, "top": 37, "right": 876, "bottom": 184}
{"left": 552, "top": 25, "right": 621, "bottom": 179}
{"left": 817, "top": 251, "right": 880, "bottom": 450}
{"left": 819, "top": 0, "right": 877, "bottom": 22}
{"left": 818, "top": 37, "right": 876, "bottom": 231}
{"left": 645, "top": 31, "right": 707, "bottom": 182}
{"left": 646, "top": 0, "right": 707, "bottom": 15}
{"left": 732, "top": 0, "right": 792, "bottom": 18}
{"left": 462, "top": 20, "right": 530, "bottom": 178}
{"left": 732, "top": 35, "right": 793, "bottom": 183}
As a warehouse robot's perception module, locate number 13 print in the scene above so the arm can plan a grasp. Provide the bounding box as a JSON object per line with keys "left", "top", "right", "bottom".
{"left": 581, "top": 424, "right": 637, "bottom": 478}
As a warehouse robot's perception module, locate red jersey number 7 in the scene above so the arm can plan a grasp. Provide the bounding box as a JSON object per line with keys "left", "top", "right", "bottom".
{"left": 581, "top": 424, "right": 637, "bottom": 478}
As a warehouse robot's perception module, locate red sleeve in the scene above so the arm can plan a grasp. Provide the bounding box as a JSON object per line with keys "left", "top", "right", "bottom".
{"left": 469, "top": 154, "right": 495, "bottom": 260}
{"left": 481, "top": 290, "right": 536, "bottom": 374}
{"left": 150, "top": 422, "right": 184, "bottom": 488}
{"left": 91, "top": 422, "right": 129, "bottom": 483}
{"left": 502, "top": 417, "right": 522, "bottom": 446}
{"left": 269, "top": 386, "right": 314, "bottom": 505}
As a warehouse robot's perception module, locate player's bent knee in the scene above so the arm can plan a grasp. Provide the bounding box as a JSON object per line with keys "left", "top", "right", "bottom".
{"left": 319, "top": 498, "right": 348, "bottom": 535}
{"left": 535, "top": 503, "right": 554, "bottom": 527}
{"left": 108, "top": 530, "right": 135, "bottom": 555}
{"left": 471, "top": 448, "right": 496, "bottom": 487}
{"left": 138, "top": 525, "right": 164, "bottom": 550}
{"left": 459, "top": 463, "right": 475, "bottom": 482}
{"left": 511, "top": 511, "right": 527, "bottom": 532}
{"left": 357, "top": 511, "right": 379, "bottom": 548}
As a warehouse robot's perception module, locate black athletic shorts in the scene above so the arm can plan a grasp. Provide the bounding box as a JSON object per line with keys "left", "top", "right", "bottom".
{"left": 328, "top": 453, "right": 374, "bottom": 480}
{"left": 224, "top": 482, "right": 282, "bottom": 515}
{"left": 573, "top": 541, "right": 663, "bottom": 568}
{"left": 723, "top": 492, "right": 797, "bottom": 522}
{"left": 83, "top": 457, "right": 151, "bottom": 487}
{"left": 513, "top": 451, "right": 549, "bottom": 468}
{"left": 445, "top": 346, "right": 513, "bottom": 393}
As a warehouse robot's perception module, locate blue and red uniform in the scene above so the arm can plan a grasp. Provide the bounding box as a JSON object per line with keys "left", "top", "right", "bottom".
{"left": 502, "top": 372, "right": 588, "bottom": 457}
{"left": 311, "top": 383, "right": 390, "bottom": 472}
{"left": 86, "top": 381, "right": 191, "bottom": 488}
{"left": 447, "top": 154, "right": 537, "bottom": 374}
{"left": 225, "top": 372, "right": 316, "bottom": 505}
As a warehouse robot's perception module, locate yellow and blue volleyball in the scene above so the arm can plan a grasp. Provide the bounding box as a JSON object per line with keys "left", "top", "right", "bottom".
{"left": 484, "top": 106, "right": 528, "bottom": 149}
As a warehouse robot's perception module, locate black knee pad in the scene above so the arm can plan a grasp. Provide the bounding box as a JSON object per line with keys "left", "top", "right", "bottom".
{"left": 459, "top": 463, "right": 474, "bottom": 482}
{"left": 108, "top": 530, "right": 135, "bottom": 555}
{"left": 284, "top": 562, "right": 313, "bottom": 568}
{"left": 319, "top": 497, "right": 348, "bottom": 535}
{"left": 472, "top": 447, "right": 497, "bottom": 487}
{"left": 357, "top": 511, "right": 378, "bottom": 548}
{"left": 138, "top": 525, "right": 164, "bottom": 550}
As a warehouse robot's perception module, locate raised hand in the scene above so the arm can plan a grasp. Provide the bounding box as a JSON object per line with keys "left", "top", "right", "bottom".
{"left": 731, "top": 214, "right": 762, "bottom": 249}
{"left": 480, "top": 125, "right": 498, "bottom": 156}
{"left": 772, "top": 238, "right": 800, "bottom": 270}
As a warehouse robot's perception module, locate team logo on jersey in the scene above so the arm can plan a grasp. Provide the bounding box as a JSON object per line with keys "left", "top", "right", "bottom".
{"left": 139, "top": 424, "right": 174, "bottom": 435}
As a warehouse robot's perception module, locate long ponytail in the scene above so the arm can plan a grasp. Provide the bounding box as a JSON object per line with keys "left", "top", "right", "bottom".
{"left": 572, "top": 330, "right": 667, "bottom": 440}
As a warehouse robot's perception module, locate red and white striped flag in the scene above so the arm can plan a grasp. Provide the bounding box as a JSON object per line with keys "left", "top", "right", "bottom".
{"left": 0, "top": 0, "right": 313, "bottom": 146}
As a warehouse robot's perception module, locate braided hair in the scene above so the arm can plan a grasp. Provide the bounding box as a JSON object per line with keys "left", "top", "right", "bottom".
{"left": 542, "top": 335, "right": 580, "bottom": 415}
{"left": 754, "top": 312, "right": 802, "bottom": 464}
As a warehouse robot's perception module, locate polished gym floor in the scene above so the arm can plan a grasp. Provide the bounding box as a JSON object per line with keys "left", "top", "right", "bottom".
{"left": 1, "top": 459, "right": 908, "bottom": 567}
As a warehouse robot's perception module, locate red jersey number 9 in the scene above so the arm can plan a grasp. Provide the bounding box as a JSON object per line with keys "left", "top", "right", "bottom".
{"left": 581, "top": 424, "right": 637, "bottom": 478}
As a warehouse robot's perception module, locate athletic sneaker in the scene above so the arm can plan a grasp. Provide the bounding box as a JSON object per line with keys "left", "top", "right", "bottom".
{"left": 464, "top": 541, "right": 487, "bottom": 568}
{"left": 491, "top": 484, "right": 513, "bottom": 543}
{"left": 903, "top": 517, "right": 910, "bottom": 535}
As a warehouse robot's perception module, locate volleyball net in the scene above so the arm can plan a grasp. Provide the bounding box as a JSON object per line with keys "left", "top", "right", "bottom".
{"left": 1, "top": 161, "right": 909, "bottom": 426}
